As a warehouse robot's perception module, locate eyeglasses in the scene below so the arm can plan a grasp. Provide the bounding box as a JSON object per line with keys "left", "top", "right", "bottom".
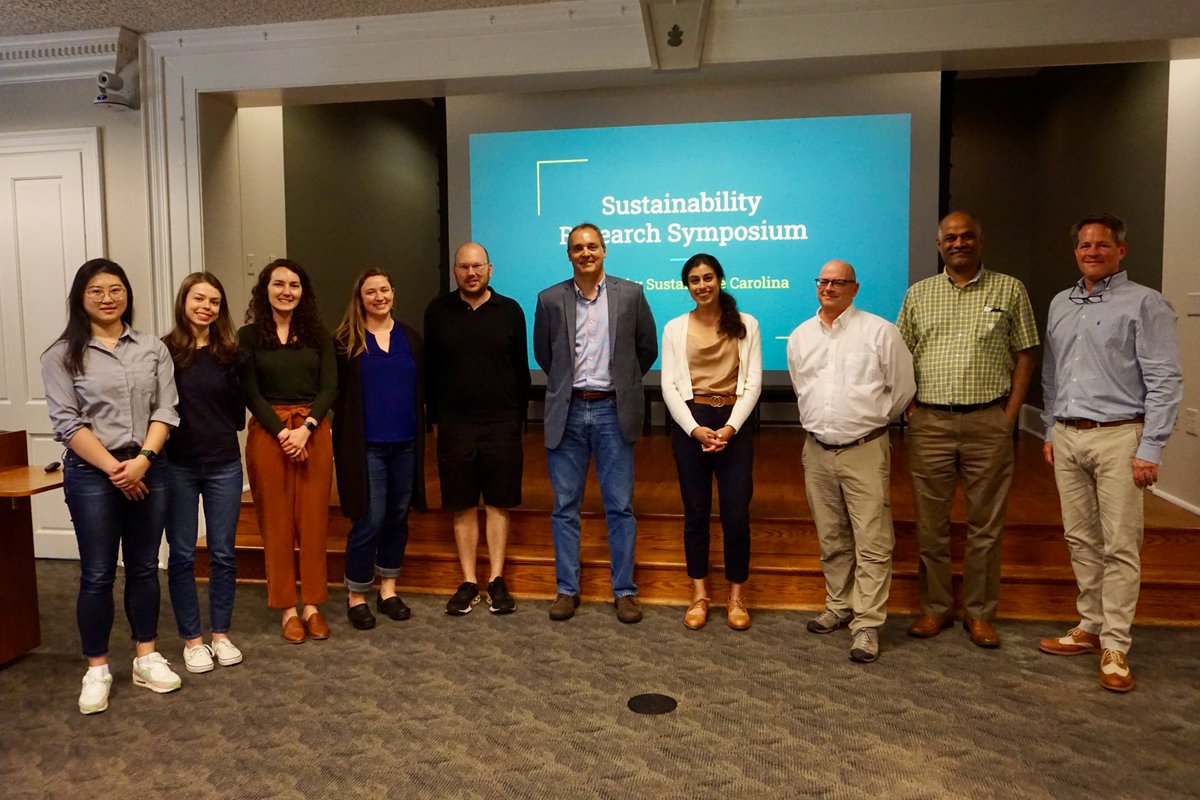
{"left": 1068, "top": 283, "right": 1108, "bottom": 305}
{"left": 85, "top": 287, "right": 126, "bottom": 302}
{"left": 815, "top": 278, "right": 856, "bottom": 289}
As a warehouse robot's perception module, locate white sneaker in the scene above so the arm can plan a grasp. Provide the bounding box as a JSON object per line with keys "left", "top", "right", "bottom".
{"left": 79, "top": 670, "right": 113, "bottom": 714}
{"left": 183, "top": 643, "right": 215, "bottom": 674}
{"left": 131, "top": 652, "right": 182, "bottom": 693}
{"left": 211, "top": 638, "right": 243, "bottom": 667}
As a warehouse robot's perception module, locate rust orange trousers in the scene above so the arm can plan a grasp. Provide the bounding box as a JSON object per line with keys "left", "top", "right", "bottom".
{"left": 245, "top": 405, "right": 332, "bottom": 608}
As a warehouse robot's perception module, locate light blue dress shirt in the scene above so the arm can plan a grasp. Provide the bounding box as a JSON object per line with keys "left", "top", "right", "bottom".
{"left": 1041, "top": 271, "right": 1183, "bottom": 463}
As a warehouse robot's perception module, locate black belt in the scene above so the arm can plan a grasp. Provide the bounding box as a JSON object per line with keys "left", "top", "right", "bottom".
{"left": 918, "top": 397, "right": 1005, "bottom": 414}
{"left": 811, "top": 426, "right": 889, "bottom": 452}
{"left": 572, "top": 390, "right": 615, "bottom": 401}
{"left": 1058, "top": 416, "right": 1144, "bottom": 430}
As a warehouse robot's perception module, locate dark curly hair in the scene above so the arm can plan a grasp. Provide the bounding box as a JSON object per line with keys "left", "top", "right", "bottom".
{"left": 682, "top": 253, "right": 746, "bottom": 339}
{"left": 244, "top": 258, "right": 326, "bottom": 349}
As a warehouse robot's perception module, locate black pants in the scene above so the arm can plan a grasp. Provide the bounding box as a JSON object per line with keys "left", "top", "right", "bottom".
{"left": 670, "top": 401, "right": 753, "bottom": 583}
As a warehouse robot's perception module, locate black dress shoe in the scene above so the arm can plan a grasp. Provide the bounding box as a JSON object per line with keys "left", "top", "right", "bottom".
{"left": 347, "top": 602, "right": 376, "bottom": 630}
{"left": 377, "top": 595, "right": 411, "bottom": 621}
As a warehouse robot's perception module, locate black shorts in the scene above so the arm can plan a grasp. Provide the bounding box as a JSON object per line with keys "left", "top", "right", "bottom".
{"left": 436, "top": 419, "right": 523, "bottom": 510}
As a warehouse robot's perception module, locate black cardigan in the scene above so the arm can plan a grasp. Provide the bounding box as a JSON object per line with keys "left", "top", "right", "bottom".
{"left": 331, "top": 321, "right": 427, "bottom": 519}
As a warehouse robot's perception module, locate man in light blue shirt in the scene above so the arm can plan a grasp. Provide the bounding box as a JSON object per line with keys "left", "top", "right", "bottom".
{"left": 533, "top": 223, "right": 658, "bottom": 623}
{"left": 1039, "top": 212, "right": 1182, "bottom": 693}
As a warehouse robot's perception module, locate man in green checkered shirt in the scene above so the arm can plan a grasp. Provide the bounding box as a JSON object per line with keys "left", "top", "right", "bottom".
{"left": 897, "top": 211, "right": 1039, "bottom": 648}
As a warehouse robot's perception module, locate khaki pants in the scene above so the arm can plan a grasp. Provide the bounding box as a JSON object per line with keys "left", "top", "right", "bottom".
{"left": 906, "top": 404, "right": 1013, "bottom": 620}
{"left": 802, "top": 434, "right": 894, "bottom": 632}
{"left": 1051, "top": 422, "right": 1144, "bottom": 653}
{"left": 246, "top": 405, "right": 333, "bottom": 609}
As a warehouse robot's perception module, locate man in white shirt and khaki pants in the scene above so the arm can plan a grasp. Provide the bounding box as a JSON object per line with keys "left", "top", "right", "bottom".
{"left": 786, "top": 260, "right": 916, "bottom": 663}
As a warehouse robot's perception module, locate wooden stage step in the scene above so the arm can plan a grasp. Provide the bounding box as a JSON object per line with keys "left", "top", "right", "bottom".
{"left": 199, "top": 428, "right": 1200, "bottom": 626}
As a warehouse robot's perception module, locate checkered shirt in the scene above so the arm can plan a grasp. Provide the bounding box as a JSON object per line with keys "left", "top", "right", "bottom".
{"left": 896, "top": 268, "right": 1039, "bottom": 405}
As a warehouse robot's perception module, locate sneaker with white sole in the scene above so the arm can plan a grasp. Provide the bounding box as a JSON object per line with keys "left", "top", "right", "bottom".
{"left": 131, "top": 652, "right": 182, "bottom": 694}
{"left": 850, "top": 628, "right": 880, "bottom": 663}
{"left": 807, "top": 608, "right": 852, "bottom": 634}
{"left": 211, "top": 638, "right": 243, "bottom": 666}
{"left": 182, "top": 643, "right": 215, "bottom": 674}
{"left": 79, "top": 670, "right": 113, "bottom": 714}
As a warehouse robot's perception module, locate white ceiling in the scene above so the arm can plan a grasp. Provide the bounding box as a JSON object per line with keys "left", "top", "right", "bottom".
{"left": 0, "top": 0, "right": 557, "bottom": 38}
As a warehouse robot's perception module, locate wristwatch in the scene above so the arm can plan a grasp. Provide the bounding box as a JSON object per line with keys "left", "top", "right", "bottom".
{"left": 304, "top": 419, "right": 318, "bottom": 432}
{"left": 138, "top": 448, "right": 158, "bottom": 462}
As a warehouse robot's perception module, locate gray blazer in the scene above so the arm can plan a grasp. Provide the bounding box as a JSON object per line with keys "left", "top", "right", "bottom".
{"left": 533, "top": 274, "right": 658, "bottom": 449}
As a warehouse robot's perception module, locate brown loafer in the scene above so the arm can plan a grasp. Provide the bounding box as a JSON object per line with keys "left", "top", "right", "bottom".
{"left": 727, "top": 597, "right": 751, "bottom": 630}
{"left": 683, "top": 598, "right": 709, "bottom": 630}
{"left": 907, "top": 613, "right": 955, "bottom": 638}
{"left": 281, "top": 616, "right": 306, "bottom": 644}
{"left": 963, "top": 616, "right": 1000, "bottom": 648}
{"left": 304, "top": 611, "right": 331, "bottom": 640}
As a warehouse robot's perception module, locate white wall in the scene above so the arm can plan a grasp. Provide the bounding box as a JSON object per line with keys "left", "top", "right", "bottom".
{"left": 1158, "top": 59, "right": 1200, "bottom": 512}
{"left": 0, "top": 78, "right": 152, "bottom": 319}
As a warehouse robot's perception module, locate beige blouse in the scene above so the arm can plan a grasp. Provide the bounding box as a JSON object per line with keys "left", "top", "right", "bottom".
{"left": 687, "top": 320, "right": 739, "bottom": 396}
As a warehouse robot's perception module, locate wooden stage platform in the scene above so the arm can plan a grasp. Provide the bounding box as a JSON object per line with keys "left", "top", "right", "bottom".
{"left": 209, "top": 426, "right": 1200, "bottom": 625}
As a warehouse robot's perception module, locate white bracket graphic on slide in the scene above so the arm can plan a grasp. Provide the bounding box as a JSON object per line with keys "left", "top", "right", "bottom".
{"left": 536, "top": 158, "right": 589, "bottom": 215}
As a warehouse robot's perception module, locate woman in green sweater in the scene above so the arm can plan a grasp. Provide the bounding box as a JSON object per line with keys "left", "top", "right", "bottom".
{"left": 239, "top": 259, "right": 337, "bottom": 644}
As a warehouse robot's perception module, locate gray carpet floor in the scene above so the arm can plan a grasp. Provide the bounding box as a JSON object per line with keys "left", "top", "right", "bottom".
{"left": 2, "top": 560, "right": 1199, "bottom": 800}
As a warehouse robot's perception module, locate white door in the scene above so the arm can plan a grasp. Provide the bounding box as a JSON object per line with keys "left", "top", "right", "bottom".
{"left": 0, "top": 129, "right": 105, "bottom": 558}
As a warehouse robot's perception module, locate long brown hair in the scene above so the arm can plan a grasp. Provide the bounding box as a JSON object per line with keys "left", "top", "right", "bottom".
{"left": 163, "top": 272, "right": 238, "bottom": 367}
{"left": 334, "top": 268, "right": 394, "bottom": 358}
{"left": 682, "top": 253, "right": 746, "bottom": 339}
{"left": 244, "top": 258, "right": 325, "bottom": 348}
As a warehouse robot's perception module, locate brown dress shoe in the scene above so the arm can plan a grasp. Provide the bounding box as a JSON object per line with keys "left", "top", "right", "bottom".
{"left": 281, "top": 616, "right": 306, "bottom": 644}
{"left": 304, "top": 611, "right": 331, "bottom": 640}
{"left": 683, "top": 598, "right": 709, "bottom": 630}
{"left": 963, "top": 616, "right": 1000, "bottom": 648}
{"left": 1099, "top": 648, "right": 1135, "bottom": 692}
{"left": 614, "top": 595, "right": 643, "bottom": 624}
{"left": 1039, "top": 626, "right": 1101, "bottom": 656}
{"left": 907, "top": 613, "right": 954, "bottom": 638}
{"left": 727, "top": 597, "right": 751, "bottom": 630}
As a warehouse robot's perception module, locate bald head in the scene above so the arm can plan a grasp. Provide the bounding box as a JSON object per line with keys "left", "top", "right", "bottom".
{"left": 816, "top": 259, "right": 859, "bottom": 322}
{"left": 452, "top": 241, "right": 493, "bottom": 300}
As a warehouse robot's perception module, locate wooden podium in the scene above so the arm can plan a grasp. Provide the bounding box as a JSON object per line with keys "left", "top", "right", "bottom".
{"left": 0, "top": 431, "right": 63, "bottom": 663}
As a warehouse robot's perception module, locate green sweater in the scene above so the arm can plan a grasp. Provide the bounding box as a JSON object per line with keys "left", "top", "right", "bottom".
{"left": 238, "top": 324, "right": 337, "bottom": 436}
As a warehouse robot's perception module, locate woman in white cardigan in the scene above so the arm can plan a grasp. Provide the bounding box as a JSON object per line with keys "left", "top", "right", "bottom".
{"left": 661, "top": 253, "right": 762, "bottom": 630}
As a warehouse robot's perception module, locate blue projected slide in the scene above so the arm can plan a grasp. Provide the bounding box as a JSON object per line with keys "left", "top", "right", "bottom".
{"left": 469, "top": 114, "right": 911, "bottom": 373}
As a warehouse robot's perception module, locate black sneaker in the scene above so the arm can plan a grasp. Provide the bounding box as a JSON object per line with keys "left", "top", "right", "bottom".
{"left": 487, "top": 577, "right": 516, "bottom": 614}
{"left": 445, "top": 582, "right": 481, "bottom": 615}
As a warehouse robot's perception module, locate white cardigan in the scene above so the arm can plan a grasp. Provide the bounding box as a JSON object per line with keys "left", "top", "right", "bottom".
{"left": 660, "top": 311, "right": 763, "bottom": 435}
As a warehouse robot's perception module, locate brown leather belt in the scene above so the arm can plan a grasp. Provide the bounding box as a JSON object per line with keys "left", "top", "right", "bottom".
{"left": 1058, "top": 416, "right": 1144, "bottom": 430}
{"left": 691, "top": 395, "right": 738, "bottom": 408}
{"left": 571, "top": 390, "right": 615, "bottom": 401}
{"left": 919, "top": 397, "right": 1005, "bottom": 414}
{"left": 811, "top": 426, "right": 889, "bottom": 452}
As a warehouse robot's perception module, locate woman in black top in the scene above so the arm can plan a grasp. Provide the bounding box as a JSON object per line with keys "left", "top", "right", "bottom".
{"left": 163, "top": 273, "right": 246, "bottom": 674}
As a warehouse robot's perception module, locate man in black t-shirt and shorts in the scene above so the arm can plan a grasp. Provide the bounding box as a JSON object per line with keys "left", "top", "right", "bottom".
{"left": 424, "top": 242, "right": 531, "bottom": 615}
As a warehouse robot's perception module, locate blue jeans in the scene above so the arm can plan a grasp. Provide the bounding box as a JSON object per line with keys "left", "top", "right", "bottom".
{"left": 546, "top": 397, "right": 637, "bottom": 598}
{"left": 63, "top": 450, "right": 167, "bottom": 658}
{"left": 165, "top": 458, "right": 243, "bottom": 639}
{"left": 344, "top": 441, "right": 414, "bottom": 593}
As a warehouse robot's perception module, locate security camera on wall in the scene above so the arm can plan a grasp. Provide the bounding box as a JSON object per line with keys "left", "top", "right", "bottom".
{"left": 94, "top": 70, "right": 137, "bottom": 111}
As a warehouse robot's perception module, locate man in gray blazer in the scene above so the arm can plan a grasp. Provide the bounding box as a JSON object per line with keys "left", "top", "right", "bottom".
{"left": 533, "top": 223, "right": 658, "bottom": 623}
